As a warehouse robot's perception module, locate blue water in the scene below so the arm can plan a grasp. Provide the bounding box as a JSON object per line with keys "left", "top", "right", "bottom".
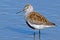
{"left": 0, "top": 0, "right": 60, "bottom": 40}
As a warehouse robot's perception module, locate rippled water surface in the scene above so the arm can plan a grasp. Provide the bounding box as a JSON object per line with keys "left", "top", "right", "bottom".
{"left": 0, "top": 0, "right": 60, "bottom": 40}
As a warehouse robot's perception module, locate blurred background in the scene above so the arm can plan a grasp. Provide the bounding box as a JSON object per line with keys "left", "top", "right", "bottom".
{"left": 0, "top": 0, "right": 60, "bottom": 40}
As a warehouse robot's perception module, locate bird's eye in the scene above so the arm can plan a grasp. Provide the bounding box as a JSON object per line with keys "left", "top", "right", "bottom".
{"left": 26, "top": 6, "right": 28, "bottom": 9}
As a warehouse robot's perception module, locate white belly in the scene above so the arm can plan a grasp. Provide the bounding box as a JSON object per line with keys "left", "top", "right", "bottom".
{"left": 28, "top": 21, "right": 55, "bottom": 29}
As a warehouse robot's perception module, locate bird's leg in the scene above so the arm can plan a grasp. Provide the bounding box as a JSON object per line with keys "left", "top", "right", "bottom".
{"left": 39, "top": 30, "right": 40, "bottom": 40}
{"left": 34, "top": 31, "right": 36, "bottom": 40}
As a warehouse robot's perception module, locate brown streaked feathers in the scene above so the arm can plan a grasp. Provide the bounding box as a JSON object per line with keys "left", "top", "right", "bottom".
{"left": 27, "top": 12, "right": 55, "bottom": 25}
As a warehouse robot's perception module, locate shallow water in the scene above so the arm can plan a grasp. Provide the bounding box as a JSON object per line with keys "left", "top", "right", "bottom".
{"left": 0, "top": 0, "right": 60, "bottom": 40}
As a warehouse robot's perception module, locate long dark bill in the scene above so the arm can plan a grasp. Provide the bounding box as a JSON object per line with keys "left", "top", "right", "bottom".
{"left": 16, "top": 11, "right": 23, "bottom": 14}
{"left": 16, "top": 8, "right": 25, "bottom": 14}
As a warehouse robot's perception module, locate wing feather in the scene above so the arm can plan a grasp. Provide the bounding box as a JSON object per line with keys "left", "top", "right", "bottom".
{"left": 26, "top": 12, "right": 55, "bottom": 25}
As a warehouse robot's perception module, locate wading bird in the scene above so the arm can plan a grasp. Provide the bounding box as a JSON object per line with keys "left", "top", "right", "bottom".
{"left": 16, "top": 4, "right": 56, "bottom": 40}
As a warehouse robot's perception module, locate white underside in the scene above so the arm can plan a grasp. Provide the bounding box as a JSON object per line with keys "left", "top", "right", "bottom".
{"left": 25, "top": 12, "right": 55, "bottom": 29}
{"left": 28, "top": 21, "right": 55, "bottom": 29}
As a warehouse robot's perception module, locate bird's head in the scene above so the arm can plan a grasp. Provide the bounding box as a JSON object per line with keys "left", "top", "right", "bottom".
{"left": 23, "top": 4, "right": 34, "bottom": 13}
{"left": 16, "top": 4, "right": 34, "bottom": 14}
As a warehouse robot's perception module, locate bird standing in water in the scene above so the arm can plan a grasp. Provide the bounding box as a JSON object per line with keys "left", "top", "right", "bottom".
{"left": 16, "top": 4, "right": 56, "bottom": 40}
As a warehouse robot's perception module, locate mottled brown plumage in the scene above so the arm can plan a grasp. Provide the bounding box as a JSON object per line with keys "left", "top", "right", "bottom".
{"left": 27, "top": 12, "right": 55, "bottom": 26}
{"left": 17, "top": 4, "right": 56, "bottom": 40}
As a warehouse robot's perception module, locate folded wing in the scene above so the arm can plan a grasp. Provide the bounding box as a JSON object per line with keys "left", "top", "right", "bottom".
{"left": 27, "top": 12, "right": 55, "bottom": 26}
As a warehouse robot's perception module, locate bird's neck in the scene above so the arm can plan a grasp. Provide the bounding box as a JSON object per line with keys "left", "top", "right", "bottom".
{"left": 25, "top": 6, "right": 34, "bottom": 15}
{"left": 25, "top": 10, "right": 34, "bottom": 14}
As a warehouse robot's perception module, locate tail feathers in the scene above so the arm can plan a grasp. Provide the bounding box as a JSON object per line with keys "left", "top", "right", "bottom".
{"left": 50, "top": 22, "right": 56, "bottom": 26}
{"left": 47, "top": 22, "right": 56, "bottom": 26}
{"left": 52, "top": 23, "right": 56, "bottom": 26}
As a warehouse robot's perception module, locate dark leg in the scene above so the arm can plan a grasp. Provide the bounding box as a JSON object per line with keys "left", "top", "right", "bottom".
{"left": 39, "top": 30, "right": 40, "bottom": 40}
{"left": 34, "top": 32, "right": 35, "bottom": 40}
